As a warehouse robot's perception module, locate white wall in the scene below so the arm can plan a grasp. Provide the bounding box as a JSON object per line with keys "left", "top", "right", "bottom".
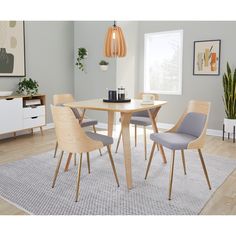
{"left": 116, "top": 22, "right": 139, "bottom": 99}
{"left": 137, "top": 21, "right": 236, "bottom": 130}
{"left": 74, "top": 21, "right": 116, "bottom": 123}
{"left": 0, "top": 21, "right": 74, "bottom": 123}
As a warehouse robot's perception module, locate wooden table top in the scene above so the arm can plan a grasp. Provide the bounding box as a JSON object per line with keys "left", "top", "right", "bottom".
{"left": 64, "top": 98, "right": 167, "bottom": 113}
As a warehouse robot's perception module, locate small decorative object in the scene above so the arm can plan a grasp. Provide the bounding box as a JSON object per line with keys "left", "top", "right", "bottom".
{"left": 193, "top": 39, "right": 221, "bottom": 75}
{"left": 108, "top": 90, "right": 117, "bottom": 101}
{"left": 222, "top": 62, "right": 236, "bottom": 143}
{"left": 99, "top": 60, "right": 109, "bottom": 71}
{"left": 118, "top": 86, "right": 125, "bottom": 100}
{"left": 17, "top": 77, "right": 39, "bottom": 96}
{"left": 103, "top": 87, "right": 130, "bottom": 103}
{"left": 141, "top": 94, "right": 155, "bottom": 105}
{"left": 75, "top": 47, "right": 88, "bottom": 72}
{"left": 104, "top": 21, "right": 127, "bottom": 57}
{"left": 0, "top": 91, "right": 13, "bottom": 96}
{"left": 0, "top": 21, "right": 25, "bottom": 77}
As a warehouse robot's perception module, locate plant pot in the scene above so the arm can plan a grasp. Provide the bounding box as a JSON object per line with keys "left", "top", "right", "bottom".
{"left": 224, "top": 118, "right": 236, "bottom": 133}
{"left": 100, "top": 65, "right": 108, "bottom": 71}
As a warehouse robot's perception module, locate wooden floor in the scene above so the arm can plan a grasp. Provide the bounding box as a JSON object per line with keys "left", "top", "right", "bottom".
{"left": 0, "top": 128, "right": 235, "bottom": 215}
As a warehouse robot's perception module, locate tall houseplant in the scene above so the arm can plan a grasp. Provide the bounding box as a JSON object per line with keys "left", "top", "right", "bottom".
{"left": 223, "top": 62, "right": 236, "bottom": 136}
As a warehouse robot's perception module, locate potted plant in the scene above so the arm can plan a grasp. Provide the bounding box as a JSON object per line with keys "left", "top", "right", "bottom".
{"left": 16, "top": 77, "right": 39, "bottom": 96}
{"left": 222, "top": 62, "right": 236, "bottom": 140}
{"left": 75, "top": 48, "right": 88, "bottom": 72}
{"left": 99, "top": 60, "right": 109, "bottom": 71}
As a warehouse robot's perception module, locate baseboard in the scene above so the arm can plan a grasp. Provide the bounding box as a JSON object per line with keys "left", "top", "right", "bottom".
{"left": 97, "top": 122, "right": 222, "bottom": 137}
{"left": 34, "top": 122, "right": 225, "bottom": 138}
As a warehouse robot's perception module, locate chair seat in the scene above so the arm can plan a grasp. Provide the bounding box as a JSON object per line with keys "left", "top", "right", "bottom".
{"left": 150, "top": 132, "right": 197, "bottom": 150}
{"left": 86, "top": 131, "right": 113, "bottom": 146}
{"left": 81, "top": 118, "right": 98, "bottom": 127}
{"left": 119, "top": 117, "right": 152, "bottom": 126}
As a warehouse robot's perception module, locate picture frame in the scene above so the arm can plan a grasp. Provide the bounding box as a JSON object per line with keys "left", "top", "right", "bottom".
{"left": 0, "top": 21, "right": 26, "bottom": 77}
{"left": 193, "top": 39, "right": 221, "bottom": 76}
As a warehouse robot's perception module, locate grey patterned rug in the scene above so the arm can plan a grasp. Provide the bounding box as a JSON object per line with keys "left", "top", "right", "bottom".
{"left": 0, "top": 142, "right": 235, "bottom": 215}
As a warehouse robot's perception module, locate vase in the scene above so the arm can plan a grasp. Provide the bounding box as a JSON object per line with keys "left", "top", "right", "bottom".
{"left": 100, "top": 65, "right": 108, "bottom": 71}
{"left": 0, "top": 48, "right": 14, "bottom": 73}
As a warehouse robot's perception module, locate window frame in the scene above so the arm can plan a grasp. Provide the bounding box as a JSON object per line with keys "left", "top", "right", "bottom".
{"left": 144, "top": 29, "right": 183, "bottom": 95}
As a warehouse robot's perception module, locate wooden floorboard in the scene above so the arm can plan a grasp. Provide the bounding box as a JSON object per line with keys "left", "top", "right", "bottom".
{"left": 0, "top": 128, "right": 235, "bottom": 215}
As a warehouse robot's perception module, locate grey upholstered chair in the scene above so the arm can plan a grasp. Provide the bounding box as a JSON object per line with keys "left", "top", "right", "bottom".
{"left": 51, "top": 105, "right": 119, "bottom": 202}
{"left": 115, "top": 93, "right": 159, "bottom": 160}
{"left": 53, "top": 94, "right": 102, "bottom": 161}
{"left": 145, "top": 100, "right": 212, "bottom": 200}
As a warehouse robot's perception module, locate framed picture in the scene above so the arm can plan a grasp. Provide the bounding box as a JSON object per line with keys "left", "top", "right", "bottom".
{"left": 193, "top": 39, "right": 221, "bottom": 76}
{"left": 0, "top": 21, "right": 25, "bottom": 77}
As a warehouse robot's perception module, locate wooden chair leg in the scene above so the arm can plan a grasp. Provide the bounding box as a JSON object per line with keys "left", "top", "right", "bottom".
{"left": 168, "top": 150, "right": 175, "bottom": 200}
{"left": 53, "top": 141, "right": 58, "bottom": 158}
{"left": 145, "top": 142, "right": 156, "bottom": 179}
{"left": 115, "top": 129, "right": 122, "bottom": 153}
{"left": 144, "top": 126, "right": 147, "bottom": 160}
{"left": 64, "top": 153, "right": 72, "bottom": 172}
{"left": 93, "top": 125, "right": 102, "bottom": 156}
{"left": 156, "top": 144, "right": 159, "bottom": 151}
{"left": 135, "top": 124, "right": 137, "bottom": 147}
{"left": 181, "top": 149, "right": 187, "bottom": 175}
{"left": 52, "top": 151, "right": 64, "bottom": 188}
{"left": 198, "top": 149, "right": 211, "bottom": 190}
{"left": 86, "top": 152, "right": 90, "bottom": 174}
{"left": 74, "top": 153, "right": 77, "bottom": 166}
{"left": 75, "top": 153, "right": 83, "bottom": 202}
{"left": 107, "top": 146, "right": 120, "bottom": 187}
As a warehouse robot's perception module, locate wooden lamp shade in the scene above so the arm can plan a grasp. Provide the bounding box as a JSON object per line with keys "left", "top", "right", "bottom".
{"left": 104, "top": 22, "right": 127, "bottom": 57}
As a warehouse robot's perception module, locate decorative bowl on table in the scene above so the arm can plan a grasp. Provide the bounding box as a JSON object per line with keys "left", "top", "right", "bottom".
{"left": 0, "top": 91, "right": 14, "bottom": 97}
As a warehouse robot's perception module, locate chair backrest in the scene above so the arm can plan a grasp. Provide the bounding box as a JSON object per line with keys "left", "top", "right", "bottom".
{"left": 133, "top": 92, "right": 159, "bottom": 117}
{"left": 53, "top": 93, "right": 81, "bottom": 119}
{"left": 177, "top": 112, "right": 207, "bottom": 137}
{"left": 53, "top": 94, "right": 74, "bottom": 106}
{"left": 170, "top": 100, "right": 211, "bottom": 149}
{"left": 51, "top": 105, "right": 102, "bottom": 153}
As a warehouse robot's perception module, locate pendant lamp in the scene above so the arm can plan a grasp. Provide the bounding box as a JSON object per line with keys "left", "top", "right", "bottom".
{"left": 104, "top": 21, "right": 127, "bottom": 57}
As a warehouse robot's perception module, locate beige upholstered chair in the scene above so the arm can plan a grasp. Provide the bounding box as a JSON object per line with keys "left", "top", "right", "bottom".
{"left": 53, "top": 94, "right": 102, "bottom": 161}
{"left": 51, "top": 105, "right": 119, "bottom": 202}
{"left": 145, "top": 100, "right": 211, "bottom": 200}
{"left": 115, "top": 93, "right": 159, "bottom": 160}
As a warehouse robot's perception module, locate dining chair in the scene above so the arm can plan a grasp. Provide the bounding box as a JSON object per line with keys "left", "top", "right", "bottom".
{"left": 115, "top": 93, "right": 159, "bottom": 160}
{"left": 144, "top": 100, "right": 211, "bottom": 200}
{"left": 53, "top": 94, "right": 102, "bottom": 160}
{"left": 51, "top": 105, "right": 119, "bottom": 202}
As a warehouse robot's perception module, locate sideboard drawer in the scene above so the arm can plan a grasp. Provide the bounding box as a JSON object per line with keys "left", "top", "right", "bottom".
{"left": 23, "top": 105, "right": 45, "bottom": 118}
{"left": 23, "top": 116, "right": 45, "bottom": 129}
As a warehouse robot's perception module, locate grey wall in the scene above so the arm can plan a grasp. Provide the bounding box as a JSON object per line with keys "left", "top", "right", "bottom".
{"left": 74, "top": 21, "right": 116, "bottom": 123}
{"left": 0, "top": 21, "right": 74, "bottom": 123}
{"left": 138, "top": 21, "right": 236, "bottom": 130}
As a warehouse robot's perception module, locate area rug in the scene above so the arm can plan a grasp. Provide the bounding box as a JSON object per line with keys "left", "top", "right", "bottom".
{"left": 0, "top": 141, "right": 235, "bottom": 215}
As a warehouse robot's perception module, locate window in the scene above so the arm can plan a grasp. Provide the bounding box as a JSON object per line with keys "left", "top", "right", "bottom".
{"left": 144, "top": 30, "right": 183, "bottom": 95}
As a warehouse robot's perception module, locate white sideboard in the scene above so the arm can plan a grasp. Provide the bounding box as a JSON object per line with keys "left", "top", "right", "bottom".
{"left": 0, "top": 94, "right": 46, "bottom": 137}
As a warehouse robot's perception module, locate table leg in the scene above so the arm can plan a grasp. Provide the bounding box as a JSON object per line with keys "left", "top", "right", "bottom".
{"left": 121, "top": 112, "right": 132, "bottom": 189}
{"left": 108, "top": 111, "right": 114, "bottom": 137}
{"left": 148, "top": 108, "right": 167, "bottom": 164}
